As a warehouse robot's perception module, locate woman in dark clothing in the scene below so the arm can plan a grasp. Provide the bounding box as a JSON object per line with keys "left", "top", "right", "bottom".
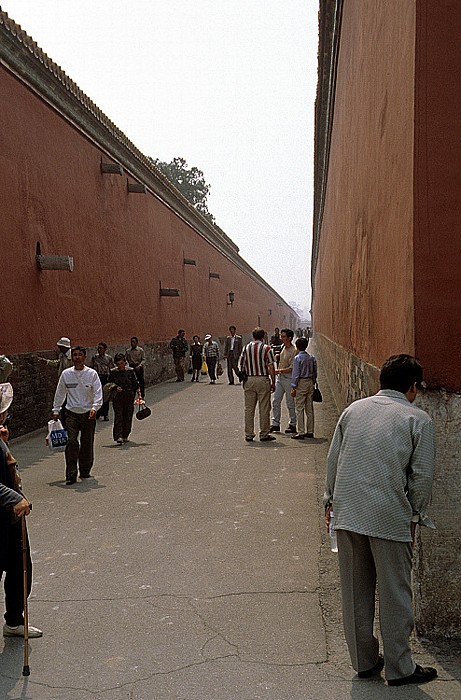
{"left": 110, "top": 353, "right": 141, "bottom": 444}
{"left": 189, "top": 335, "right": 203, "bottom": 382}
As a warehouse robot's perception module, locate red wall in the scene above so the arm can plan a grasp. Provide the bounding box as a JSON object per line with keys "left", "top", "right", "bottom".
{"left": 1, "top": 66, "right": 294, "bottom": 353}
{"left": 313, "top": 0, "right": 416, "bottom": 367}
{"left": 413, "top": 0, "right": 461, "bottom": 390}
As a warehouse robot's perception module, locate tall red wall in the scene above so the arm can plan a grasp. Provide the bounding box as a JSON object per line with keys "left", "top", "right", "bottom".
{"left": 1, "top": 66, "right": 294, "bottom": 354}
{"left": 413, "top": 0, "right": 461, "bottom": 390}
{"left": 313, "top": 0, "right": 416, "bottom": 366}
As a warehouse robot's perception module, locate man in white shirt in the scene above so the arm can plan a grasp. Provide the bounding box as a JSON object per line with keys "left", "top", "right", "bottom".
{"left": 52, "top": 347, "right": 102, "bottom": 485}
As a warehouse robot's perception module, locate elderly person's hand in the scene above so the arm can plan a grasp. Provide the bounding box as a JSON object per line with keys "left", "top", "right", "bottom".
{"left": 13, "top": 498, "right": 31, "bottom": 517}
{"left": 0, "top": 425, "right": 9, "bottom": 443}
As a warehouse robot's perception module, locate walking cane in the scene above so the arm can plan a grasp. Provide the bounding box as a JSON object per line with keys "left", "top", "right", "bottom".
{"left": 21, "top": 514, "right": 30, "bottom": 676}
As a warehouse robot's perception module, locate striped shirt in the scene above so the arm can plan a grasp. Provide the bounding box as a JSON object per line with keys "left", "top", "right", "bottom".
{"left": 239, "top": 341, "right": 275, "bottom": 376}
{"left": 324, "top": 390, "right": 436, "bottom": 542}
{"left": 203, "top": 341, "right": 219, "bottom": 358}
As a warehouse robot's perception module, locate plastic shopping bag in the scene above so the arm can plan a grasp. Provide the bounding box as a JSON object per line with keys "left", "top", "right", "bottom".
{"left": 201, "top": 360, "right": 208, "bottom": 375}
{"left": 47, "top": 419, "right": 68, "bottom": 452}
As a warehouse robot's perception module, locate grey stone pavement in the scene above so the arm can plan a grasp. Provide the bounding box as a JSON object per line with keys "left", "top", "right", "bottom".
{"left": 1, "top": 360, "right": 460, "bottom": 699}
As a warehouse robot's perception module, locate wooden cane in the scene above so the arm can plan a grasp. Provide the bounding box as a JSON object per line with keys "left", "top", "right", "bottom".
{"left": 21, "top": 515, "right": 30, "bottom": 676}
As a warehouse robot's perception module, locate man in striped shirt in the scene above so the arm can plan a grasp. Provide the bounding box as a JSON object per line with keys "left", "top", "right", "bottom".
{"left": 324, "top": 354, "right": 437, "bottom": 686}
{"left": 238, "top": 328, "right": 276, "bottom": 442}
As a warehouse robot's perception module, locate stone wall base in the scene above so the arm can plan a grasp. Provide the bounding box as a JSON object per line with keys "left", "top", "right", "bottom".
{"left": 6, "top": 342, "right": 179, "bottom": 437}
{"left": 315, "top": 332, "right": 461, "bottom": 639}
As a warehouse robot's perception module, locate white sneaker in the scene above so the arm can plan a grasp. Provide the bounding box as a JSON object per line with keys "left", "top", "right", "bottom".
{"left": 116, "top": 437, "right": 123, "bottom": 444}
{"left": 3, "top": 623, "right": 43, "bottom": 638}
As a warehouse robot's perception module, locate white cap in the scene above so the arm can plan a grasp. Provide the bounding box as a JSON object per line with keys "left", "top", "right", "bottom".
{"left": 57, "top": 337, "right": 71, "bottom": 349}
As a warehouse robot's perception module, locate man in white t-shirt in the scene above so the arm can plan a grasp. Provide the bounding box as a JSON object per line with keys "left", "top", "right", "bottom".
{"left": 52, "top": 347, "right": 102, "bottom": 485}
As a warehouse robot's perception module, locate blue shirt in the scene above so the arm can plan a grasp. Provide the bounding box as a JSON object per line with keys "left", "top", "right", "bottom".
{"left": 291, "top": 351, "right": 317, "bottom": 388}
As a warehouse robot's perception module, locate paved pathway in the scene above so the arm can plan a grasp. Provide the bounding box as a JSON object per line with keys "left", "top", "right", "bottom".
{"left": 1, "top": 361, "right": 460, "bottom": 699}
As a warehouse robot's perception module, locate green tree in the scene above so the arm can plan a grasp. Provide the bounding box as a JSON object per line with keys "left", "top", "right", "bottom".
{"left": 150, "top": 156, "right": 216, "bottom": 225}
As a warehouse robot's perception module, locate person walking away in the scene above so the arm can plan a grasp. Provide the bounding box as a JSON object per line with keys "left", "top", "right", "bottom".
{"left": 110, "top": 353, "right": 141, "bottom": 444}
{"left": 238, "top": 327, "right": 276, "bottom": 442}
{"left": 290, "top": 337, "right": 317, "bottom": 439}
{"left": 189, "top": 336, "right": 203, "bottom": 382}
{"left": 170, "top": 330, "right": 188, "bottom": 382}
{"left": 203, "top": 335, "right": 220, "bottom": 384}
{"left": 324, "top": 354, "right": 437, "bottom": 686}
{"left": 270, "top": 328, "right": 297, "bottom": 434}
{"left": 125, "top": 337, "right": 146, "bottom": 398}
{"left": 0, "top": 382, "right": 42, "bottom": 639}
{"left": 90, "top": 342, "right": 114, "bottom": 421}
{"left": 52, "top": 347, "right": 102, "bottom": 485}
{"left": 223, "top": 326, "right": 243, "bottom": 385}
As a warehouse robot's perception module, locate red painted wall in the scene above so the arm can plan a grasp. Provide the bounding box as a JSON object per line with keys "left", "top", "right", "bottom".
{"left": 1, "top": 66, "right": 295, "bottom": 353}
{"left": 313, "top": 0, "right": 416, "bottom": 367}
{"left": 413, "top": 0, "right": 461, "bottom": 390}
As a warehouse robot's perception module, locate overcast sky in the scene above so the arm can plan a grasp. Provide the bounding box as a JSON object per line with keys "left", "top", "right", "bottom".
{"left": 4, "top": 0, "right": 318, "bottom": 314}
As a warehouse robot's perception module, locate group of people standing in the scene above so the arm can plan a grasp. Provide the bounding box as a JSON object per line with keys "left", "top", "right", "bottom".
{"left": 237, "top": 327, "right": 318, "bottom": 443}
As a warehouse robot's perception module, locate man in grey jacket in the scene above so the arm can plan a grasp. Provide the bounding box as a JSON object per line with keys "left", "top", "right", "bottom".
{"left": 324, "top": 354, "right": 437, "bottom": 686}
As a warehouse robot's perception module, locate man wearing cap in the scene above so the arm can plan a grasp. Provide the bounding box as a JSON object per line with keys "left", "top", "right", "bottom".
{"left": 203, "top": 334, "right": 220, "bottom": 384}
{"left": 0, "top": 383, "right": 42, "bottom": 638}
{"left": 37, "top": 337, "right": 73, "bottom": 428}
{"left": 52, "top": 347, "right": 103, "bottom": 485}
{"left": 37, "top": 337, "right": 73, "bottom": 376}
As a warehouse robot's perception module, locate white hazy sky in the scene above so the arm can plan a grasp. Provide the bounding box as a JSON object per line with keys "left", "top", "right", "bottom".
{"left": 4, "top": 0, "right": 318, "bottom": 314}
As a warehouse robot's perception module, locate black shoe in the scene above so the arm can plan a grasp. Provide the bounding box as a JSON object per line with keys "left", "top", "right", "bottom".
{"left": 388, "top": 665, "right": 437, "bottom": 686}
{"left": 306, "top": 433, "right": 315, "bottom": 438}
{"left": 291, "top": 433, "right": 306, "bottom": 440}
{"left": 65, "top": 479, "right": 76, "bottom": 485}
{"left": 260, "top": 435, "right": 276, "bottom": 442}
{"left": 269, "top": 425, "right": 281, "bottom": 433}
{"left": 229, "top": 381, "right": 234, "bottom": 385}
{"left": 245, "top": 437, "right": 254, "bottom": 442}
{"left": 284, "top": 425, "right": 297, "bottom": 434}
{"left": 358, "top": 655, "right": 384, "bottom": 678}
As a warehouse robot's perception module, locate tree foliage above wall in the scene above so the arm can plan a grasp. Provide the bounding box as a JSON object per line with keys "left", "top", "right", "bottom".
{"left": 150, "top": 156, "right": 216, "bottom": 225}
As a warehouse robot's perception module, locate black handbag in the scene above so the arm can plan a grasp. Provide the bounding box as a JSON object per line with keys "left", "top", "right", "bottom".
{"left": 312, "top": 383, "right": 323, "bottom": 403}
{"left": 135, "top": 403, "right": 152, "bottom": 420}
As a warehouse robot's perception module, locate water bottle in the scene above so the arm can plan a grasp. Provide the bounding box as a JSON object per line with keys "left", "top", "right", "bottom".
{"left": 329, "top": 511, "right": 338, "bottom": 552}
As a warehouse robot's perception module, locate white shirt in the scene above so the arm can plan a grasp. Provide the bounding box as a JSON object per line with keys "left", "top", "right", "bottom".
{"left": 53, "top": 366, "right": 103, "bottom": 414}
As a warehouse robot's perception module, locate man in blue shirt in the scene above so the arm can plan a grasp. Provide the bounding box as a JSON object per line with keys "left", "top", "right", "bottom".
{"left": 290, "top": 337, "right": 317, "bottom": 439}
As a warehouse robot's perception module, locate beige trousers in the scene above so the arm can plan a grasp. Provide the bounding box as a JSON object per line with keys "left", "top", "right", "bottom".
{"left": 244, "top": 376, "right": 271, "bottom": 439}
{"left": 294, "top": 377, "right": 314, "bottom": 434}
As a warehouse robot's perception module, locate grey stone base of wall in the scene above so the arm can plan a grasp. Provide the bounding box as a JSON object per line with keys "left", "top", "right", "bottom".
{"left": 6, "top": 342, "right": 179, "bottom": 438}
{"left": 315, "top": 332, "right": 461, "bottom": 640}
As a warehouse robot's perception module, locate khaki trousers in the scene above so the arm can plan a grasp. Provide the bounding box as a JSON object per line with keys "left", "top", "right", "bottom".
{"left": 337, "top": 529, "right": 415, "bottom": 681}
{"left": 295, "top": 377, "right": 314, "bottom": 434}
{"left": 244, "top": 376, "right": 271, "bottom": 439}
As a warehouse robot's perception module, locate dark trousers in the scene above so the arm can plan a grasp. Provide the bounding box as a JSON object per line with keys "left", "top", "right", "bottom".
{"left": 134, "top": 367, "right": 145, "bottom": 398}
{"left": 113, "top": 391, "right": 135, "bottom": 441}
{"left": 1, "top": 519, "right": 32, "bottom": 626}
{"left": 207, "top": 356, "right": 218, "bottom": 381}
{"left": 226, "top": 353, "right": 239, "bottom": 383}
{"left": 96, "top": 375, "right": 110, "bottom": 418}
{"left": 65, "top": 410, "right": 96, "bottom": 481}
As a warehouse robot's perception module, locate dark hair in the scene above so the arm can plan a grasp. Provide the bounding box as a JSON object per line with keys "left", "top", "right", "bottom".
{"left": 98, "top": 341, "right": 107, "bottom": 350}
{"left": 295, "top": 337, "right": 308, "bottom": 351}
{"left": 71, "top": 346, "right": 87, "bottom": 356}
{"left": 252, "top": 327, "right": 265, "bottom": 341}
{"left": 114, "top": 353, "right": 126, "bottom": 363}
{"left": 379, "top": 354, "right": 423, "bottom": 393}
{"left": 274, "top": 327, "right": 280, "bottom": 333}
{"left": 229, "top": 325, "right": 236, "bottom": 332}
{"left": 131, "top": 336, "right": 138, "bottom": 343}
{"left": 193, "top": 335, "right": 199, "bottom": 341}
{"left": 178, "top": 329, "right": 185, "bottom": 335}
{"left": 280, "top": 328, "right": 294, "bottom": 340}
